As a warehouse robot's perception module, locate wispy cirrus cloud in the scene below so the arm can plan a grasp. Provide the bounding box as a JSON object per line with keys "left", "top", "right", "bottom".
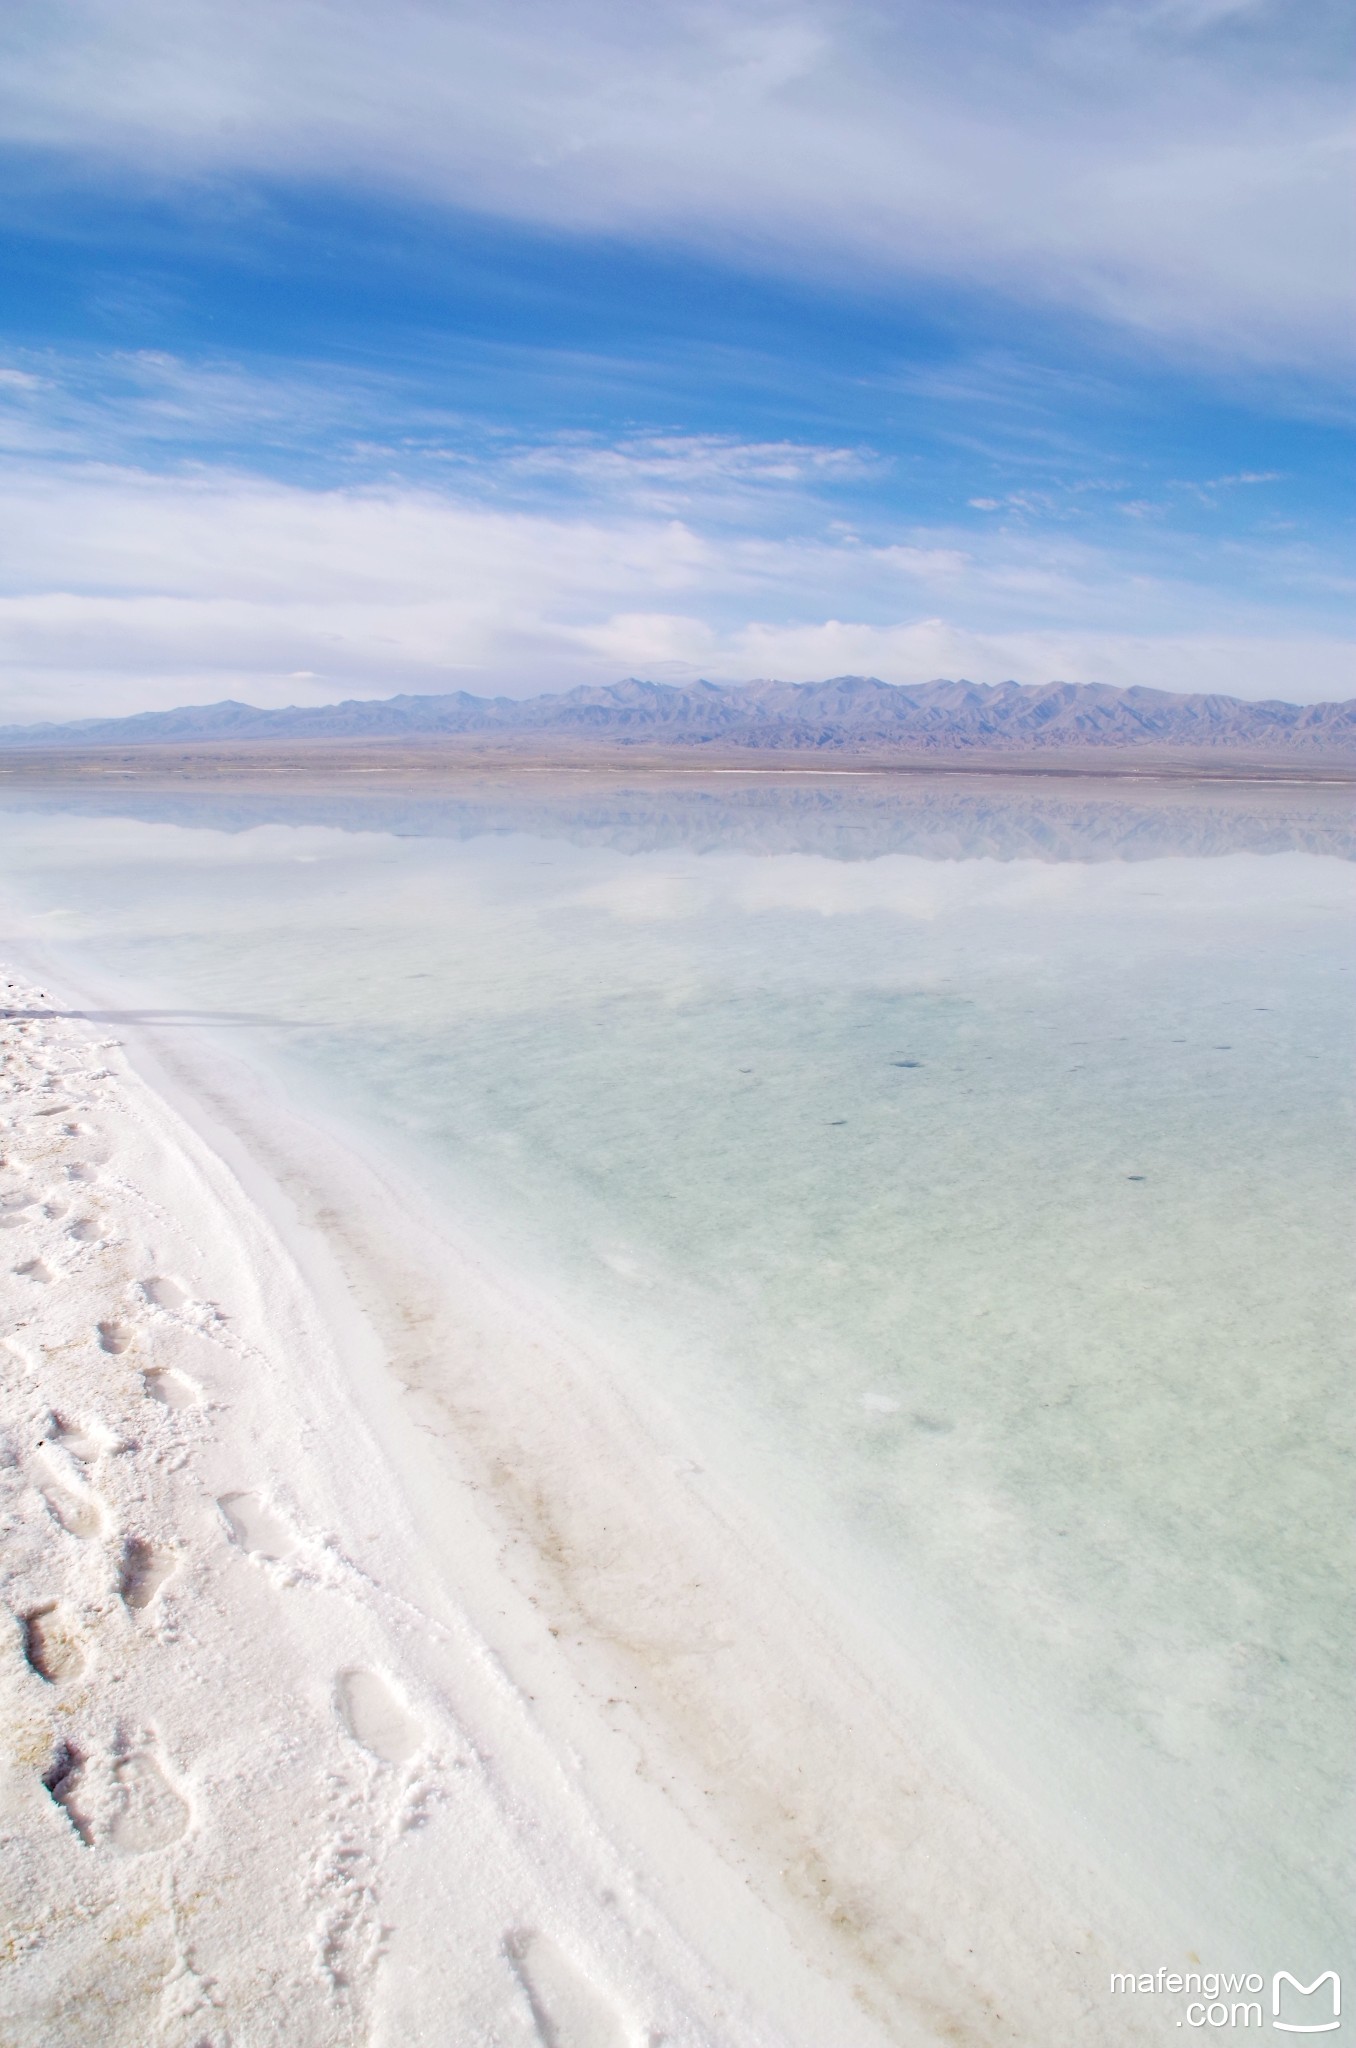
{"left": 0, "top": 350, "right": 873, "bottom": 517}
{"left": 496, "top": 434, "right": 876, "bottom": 514}
{"left": 0, "top": 0, "right": 1350, "bottom": 369}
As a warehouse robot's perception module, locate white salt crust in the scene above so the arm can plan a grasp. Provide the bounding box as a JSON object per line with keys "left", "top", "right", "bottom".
{"left": 0, "top": 967, "right": 1167, "bottom": 2046}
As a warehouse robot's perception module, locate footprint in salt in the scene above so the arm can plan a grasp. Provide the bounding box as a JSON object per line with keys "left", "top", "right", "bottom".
{"left": 22, "top": 1602, "right": 87, "bottom": 1684}
{"left": 66, "top": 1163, "right": 97, "bottom": 1184}
{"left": 14, "top": 1258, "right": 54, "bottom": 1284}
{"left": 141, "top": 1276, "right": 189, "bottom": 1311}
{"left": 336, "top": 1668, "right": 424, "bottom": 1765}
{"left": 97, "top": 1320, "right": 134, "bottom": 1355}
{"left": 42, "top": 1741, "right": 94, "bottom": 1844}
{"left": 47, "top": 1413, "right": 117, "bottom": 1464}
{"left": 505, "top": 1929, "right": 632, "bottom": 2048}
{"left": 119, "top": 1536, "right": 177, "bottom": 1611}
{"left": 39, "top": 1479, "right": 108, "bottom": 1541}
{"left": 107, "top": 1751, "right": 190, "bottom": 1854}
{"left": 68, "top": 1217, "right": 105, "bottom": 1244}
{"left": 142, "top": 1367, "right": 200, "bottom": 1410}
{"left": 218, "top": 1492, "right": 296, "bottom": 1561}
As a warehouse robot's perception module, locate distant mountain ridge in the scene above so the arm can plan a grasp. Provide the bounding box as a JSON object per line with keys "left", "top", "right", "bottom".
{"left": 2, "top": 676, "right": 1355, "bottom": 754}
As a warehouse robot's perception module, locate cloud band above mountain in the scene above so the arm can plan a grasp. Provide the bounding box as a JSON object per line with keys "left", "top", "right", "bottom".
{"left": 3, "top": 0, "right": 1351, "bottom": 368}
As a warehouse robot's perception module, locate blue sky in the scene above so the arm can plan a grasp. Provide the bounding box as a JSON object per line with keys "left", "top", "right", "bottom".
{"left": 0, "top": 0, "right": 1351, "bottom": 718}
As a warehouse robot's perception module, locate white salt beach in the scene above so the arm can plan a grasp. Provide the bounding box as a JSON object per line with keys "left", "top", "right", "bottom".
{"left": 0, "top": 965, "right": 1167, "bottom": 2047}
{"left": 0, "top": 776, "right": 1352, "bottom": 2045}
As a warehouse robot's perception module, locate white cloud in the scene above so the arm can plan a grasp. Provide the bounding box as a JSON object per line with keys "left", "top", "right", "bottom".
{"left": 500, "top": 435, "right": 875, "bottom": 517}
{"left": 0, "top": 348, "right": 420, "bottom": 465}
{"left": 713, "top": 618, "right": 1354, "bottom": 704}
{"left": 0, "top": 457, "right": 1349, "bottom": 722}
{"left": 0, "top": 358, "right": 878, "bottom": 524}
{"left": 0, "top": 1, "right": 1350, "bottom": 367}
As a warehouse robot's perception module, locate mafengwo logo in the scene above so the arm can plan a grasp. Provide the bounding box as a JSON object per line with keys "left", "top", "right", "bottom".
{"left": 1110, "top": 1968, "right": 1341, "bottom": 2030}
{"left": 1274, "top": 1973, "right": 1341, "bottom": 2034}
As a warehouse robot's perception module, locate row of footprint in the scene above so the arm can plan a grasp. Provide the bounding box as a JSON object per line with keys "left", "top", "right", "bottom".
{"left": 3, "top": 1015, "right": 417, "bottom": 1834}
{"left": 3, "top": 1024, "right": 235, "bottom": 1856}
{"left": 4, "top": 996, "right": 651, "bottom": 2047}
{"left": 16, "top": 1280, "right": 427, "bottom": 1838}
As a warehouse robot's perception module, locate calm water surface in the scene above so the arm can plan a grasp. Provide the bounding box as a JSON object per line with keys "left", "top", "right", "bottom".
{"left": 2, "top": 775, "right": 1352, "bottom": 1974}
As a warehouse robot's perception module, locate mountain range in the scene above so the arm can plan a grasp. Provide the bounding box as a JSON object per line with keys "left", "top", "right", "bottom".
{"left": 2, "top": 676, "right": 1355, "bottom": 755}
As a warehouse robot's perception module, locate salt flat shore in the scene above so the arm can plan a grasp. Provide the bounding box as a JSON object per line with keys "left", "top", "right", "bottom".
{"left": 0, "top": 963, "right": 1169, "bottom": 2047}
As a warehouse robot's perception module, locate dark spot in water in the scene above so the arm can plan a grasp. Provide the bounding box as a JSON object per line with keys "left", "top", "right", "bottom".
{"left": 1214, "top": 1045, "right": 1232, "bottom": 1051}
{"left": 828, "top": 1119, "right": 847, "bottom": 1127}
{"left": 1127, "top": 1174, "right": 1146, "bottom": 1181}
{"left": 891, "top": 1060, "right": 922, "bottom": 1069}
{"left": 911, "top": 1412, "right": 953, "bottom": 1434}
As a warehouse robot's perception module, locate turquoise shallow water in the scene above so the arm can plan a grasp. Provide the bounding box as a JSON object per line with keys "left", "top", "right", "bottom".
{"left": 1, "top": 776, "right": 1352, "bottom": 1980}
